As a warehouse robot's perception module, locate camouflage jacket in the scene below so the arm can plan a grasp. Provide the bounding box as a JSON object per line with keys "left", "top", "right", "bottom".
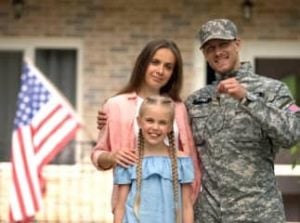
{"left": 185, "top": 62, "right": 300, "bottom": 222}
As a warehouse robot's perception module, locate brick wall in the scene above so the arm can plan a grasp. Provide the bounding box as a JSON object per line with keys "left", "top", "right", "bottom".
{"left": 1, "top": 0, "right": 299, "bottom": 138}
{"left": 0, "top": 0, "right": 299, "bottom": 222}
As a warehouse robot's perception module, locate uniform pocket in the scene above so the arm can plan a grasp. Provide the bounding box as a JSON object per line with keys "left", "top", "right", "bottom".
{"left": 231, "top": 107, "right": 263, "bottom": 141}
{"left": 188, "top": 105, "right": 211, "bottom": 146}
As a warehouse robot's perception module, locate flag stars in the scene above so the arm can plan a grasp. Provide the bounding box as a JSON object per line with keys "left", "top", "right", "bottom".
{"left": 14, "top": 65, "right": 50, "bottom": 128}
{"left": 21, "top": 84, "right": 28, "bottom": 92}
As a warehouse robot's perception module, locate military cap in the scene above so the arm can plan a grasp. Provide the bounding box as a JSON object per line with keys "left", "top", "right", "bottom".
{"left": 199, "top": 18, "right": 238, "bottom": 48}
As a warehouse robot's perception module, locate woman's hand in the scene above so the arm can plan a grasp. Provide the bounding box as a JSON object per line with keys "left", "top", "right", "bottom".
{"left": 112, "top": 149, "right": 138, "bottom": 168}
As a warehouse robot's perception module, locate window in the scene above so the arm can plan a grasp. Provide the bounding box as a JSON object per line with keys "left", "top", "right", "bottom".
{"left": 36, "top": 49, "right": 77, "bottom": 164}
{"left": 0, "top": 39, "right": 81, "bottom": 164}
{"left": 0, "top": 51, "right": 23, "bottom": 162}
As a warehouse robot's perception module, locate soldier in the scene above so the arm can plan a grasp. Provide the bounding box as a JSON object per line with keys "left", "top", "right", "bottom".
{"left": 185, "top": 18, "right": 300, "bottom": 222}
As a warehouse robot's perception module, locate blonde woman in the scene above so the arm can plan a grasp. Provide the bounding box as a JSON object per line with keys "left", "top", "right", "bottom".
{"left": 114, "top": 95, "right": 194, "bottom": 223}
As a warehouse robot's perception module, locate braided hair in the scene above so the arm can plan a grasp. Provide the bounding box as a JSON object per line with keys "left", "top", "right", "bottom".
{"left": 134, "top": 95, "right": 180, "bottom": 222}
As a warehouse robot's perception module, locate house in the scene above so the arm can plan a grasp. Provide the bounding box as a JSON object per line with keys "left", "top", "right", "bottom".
{"left": 0, "top": 0, "right": 299, "bottom": 222}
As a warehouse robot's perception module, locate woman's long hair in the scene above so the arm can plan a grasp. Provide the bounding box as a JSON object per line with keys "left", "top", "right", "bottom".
{"left": 116, "top": 39, "right": 183, "bottom": 102}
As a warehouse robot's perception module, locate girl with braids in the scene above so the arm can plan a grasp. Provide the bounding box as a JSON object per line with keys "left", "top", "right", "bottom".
{"left": 91, "top": 39, "right": 201, "bottom": 214}
{"left": 113, "top": 95, "right": 194, "bottom": 223}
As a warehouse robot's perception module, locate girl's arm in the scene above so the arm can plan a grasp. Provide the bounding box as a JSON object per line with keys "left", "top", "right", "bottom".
{"left": 114, "top": 184, "right": 130, "bottom": 223}
{"left": 181, "top": 183, "right": 194, "bottom": 223}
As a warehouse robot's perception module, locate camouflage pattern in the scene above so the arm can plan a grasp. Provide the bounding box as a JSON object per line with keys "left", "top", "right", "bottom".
{"left": 199, "top": 18, "right": 237, "bottom": 48}
{"left": 185, "top": 62, "right": 300, "bottom": 223}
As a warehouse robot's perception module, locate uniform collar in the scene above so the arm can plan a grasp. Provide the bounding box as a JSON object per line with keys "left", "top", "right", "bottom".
{"left": 215, "top": 61, "right": 253, "bottom": 82}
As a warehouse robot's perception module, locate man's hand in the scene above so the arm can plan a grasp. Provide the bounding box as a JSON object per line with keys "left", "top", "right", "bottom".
{"left": 217, "top": 77, "right": 246, "bottom": 101}
{"left": 97, "top": 110, "right": 107, "bottom": 130}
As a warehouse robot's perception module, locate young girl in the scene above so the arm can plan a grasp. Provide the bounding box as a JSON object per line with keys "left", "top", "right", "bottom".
{"left": 113, "top": 95, "right": 194, "bottom": 223}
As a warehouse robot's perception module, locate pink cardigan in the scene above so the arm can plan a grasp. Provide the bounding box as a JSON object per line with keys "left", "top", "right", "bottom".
{"left": 91, "top": 92, "right": 201, "bottom": 210}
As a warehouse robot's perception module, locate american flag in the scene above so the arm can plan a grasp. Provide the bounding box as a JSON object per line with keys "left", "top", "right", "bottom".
{"left": 9, "top": 59, "right": 80, "bottom": 222}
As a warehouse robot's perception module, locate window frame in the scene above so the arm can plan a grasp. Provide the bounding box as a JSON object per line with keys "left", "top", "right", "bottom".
{"left": 0, "top": 37, "right": 84, "bottom": 164}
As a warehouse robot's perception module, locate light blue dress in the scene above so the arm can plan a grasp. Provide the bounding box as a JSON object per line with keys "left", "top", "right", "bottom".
{"left": 113, "top": 156, "right": 194, "bottom": 223}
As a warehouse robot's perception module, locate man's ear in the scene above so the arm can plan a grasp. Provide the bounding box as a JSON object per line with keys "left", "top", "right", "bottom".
{"left": 235, "top": 38, "right": 241, "bottom": 49}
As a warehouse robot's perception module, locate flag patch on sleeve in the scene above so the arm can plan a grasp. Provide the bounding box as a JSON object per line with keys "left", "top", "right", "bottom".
{"left": 287, "top": 104, "right": 300, "bottom": 113}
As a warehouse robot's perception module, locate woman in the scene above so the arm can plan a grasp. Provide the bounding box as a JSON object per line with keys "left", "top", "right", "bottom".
{"left": 91, "top": 39, "right": 201, "bottom": 212}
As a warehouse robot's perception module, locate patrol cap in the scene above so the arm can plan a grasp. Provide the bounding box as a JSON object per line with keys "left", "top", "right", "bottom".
{"left": 198, "top": 18, "right": 238, "bottom": 49}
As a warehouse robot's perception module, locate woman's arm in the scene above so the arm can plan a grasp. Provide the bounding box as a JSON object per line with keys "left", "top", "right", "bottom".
{"left": 114, "top": 184, "right": 130, "bottom": 223}
{"left": 91, "top": 150, "right": 115, "bottom": 170}
{"left": 91, "top": 100, "right": 115, "bottom": 170}
{"left": 181, "top": 183, "right": 194, "bottom": 223}
{"left": 91, "top": 126, "right": 116, "bottom": 170}
{"left": 91, "top": 96, "right": 138, "bottom": 170}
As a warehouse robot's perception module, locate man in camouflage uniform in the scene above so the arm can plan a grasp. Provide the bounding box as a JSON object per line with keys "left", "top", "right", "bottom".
{"left": 185, "top": 18, "right": 300, "bottom": 223}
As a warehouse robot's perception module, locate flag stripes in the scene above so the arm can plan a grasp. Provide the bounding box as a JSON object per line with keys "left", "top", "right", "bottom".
{"left": 9, "top": 59, "right": 80, "bottom": 222}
